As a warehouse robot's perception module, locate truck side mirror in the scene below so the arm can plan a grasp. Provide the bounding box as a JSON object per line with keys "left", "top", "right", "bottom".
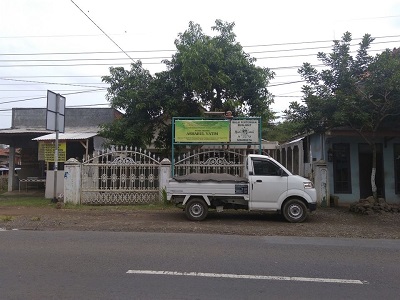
{"left": 249, "top": 171, "right": 253, "bottom": 175}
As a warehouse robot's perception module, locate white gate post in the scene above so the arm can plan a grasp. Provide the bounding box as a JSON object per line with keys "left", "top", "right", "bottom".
{"left": 314, "top": 161, "right": 329, "bottom": 207}
{"left": 159, "top": 158, "right": 171, "bottom": 201}
{"left": 64, "top": 158, "right": 82, "bottom": 204}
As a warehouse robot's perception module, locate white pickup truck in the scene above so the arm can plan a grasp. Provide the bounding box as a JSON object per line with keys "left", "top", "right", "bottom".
{"left": 166, "top": 154, "right": 317, "bottom": 223}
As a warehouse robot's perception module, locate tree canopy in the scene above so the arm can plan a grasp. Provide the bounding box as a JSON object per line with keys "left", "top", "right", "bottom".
{"left": 284, "top": 32, "right": 400, "bottom": 199}
{"left": 101, "top": 20, "right": 274, "bottom": 154}
{"left": 284, "top": 32, "right": 373, "bottom": 132}
{"left": 285, "top": 32, "right": 400, "bottom": 137}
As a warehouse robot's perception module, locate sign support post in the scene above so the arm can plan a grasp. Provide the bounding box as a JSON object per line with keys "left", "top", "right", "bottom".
{"left": 53, "top": 95, "right": 59, "bottom": 203}
{"left": 46, "top": 90, "right": 65, "bottom": 203}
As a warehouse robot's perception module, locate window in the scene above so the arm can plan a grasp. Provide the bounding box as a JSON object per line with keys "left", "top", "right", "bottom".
{"left": 333, "top": 143, "right": 351, "bottom": 193}
{"left": 394, "top": 144, "right": 400, "bottom": 194}
{"left": 252, "top": 159, "right": 282, "bottom": 176}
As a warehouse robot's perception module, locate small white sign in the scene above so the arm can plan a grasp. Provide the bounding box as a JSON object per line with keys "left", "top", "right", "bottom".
{"left": 230, "top": 119, "right": 259, "bottom": 143}
{"left": 46, "top": 90, "right": 66, "bottom": 133}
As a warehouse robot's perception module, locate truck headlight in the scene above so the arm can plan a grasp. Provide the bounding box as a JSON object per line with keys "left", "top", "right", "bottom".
{"left": 303, "top": 182, "right": 314, "bottom": 189}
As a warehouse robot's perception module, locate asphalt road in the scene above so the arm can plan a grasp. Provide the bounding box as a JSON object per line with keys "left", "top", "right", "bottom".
{"left": 1, "top": 230, "right": 399, "bottom": 300}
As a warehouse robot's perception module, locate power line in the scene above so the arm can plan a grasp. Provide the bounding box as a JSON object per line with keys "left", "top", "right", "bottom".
{"left": 0, "top": 31, "right": 398, "bottom": 112}
{"left": 0, "top": 33, "right": 125, "bottom": 39}
{"left": 1, "top": 32, "right": 399, "bottom": 50}
{"left": 269, "top": 81, "right": 304, "bottom": 87}
{"left": 0, "top": 62, "right": 324, "bottom": 69}
{"left": 0, "top": 103, "right": 109, "bottom": 112}
{"left": 0, "top": 49, "right": 175, "bottom": 56}
{"left": 0, "top": 89, "right": 107, "bottom": 92}
{"left": 0, "top": 77, "right": 107, "bottom": 88}
{"left": 0, "top": 56, "right": 169, "bottom": 62}
{"left": 0, "top": 82, "right": 107, "bottom": 85}
{"left": 70, "top": 0, "right": 135, "bottom": 62}
{"left": 244, "top": 34, "right": 400, "bottom": 48}
{"left": 1, "top": 34, "right": 399, "bottom": 57}
{"left": 0, "top": 41, "right": 395, "bottom": 69}
{"left": 0, "top": 62, "right": 162, "bottom": 67}
{"left": 0, "top": 88, "right": 106, "bottom": 105}
{"left": 0, "top": 45, "right": 395, "bottom": 64}
{"left": 0, "top": 75, "right": 104, "bottom": 78}
{"left": 0, "top": 77, "right": 301, "bottom": 88}
{"left": 274, "top": 95, "right": 303, "bottom": 98}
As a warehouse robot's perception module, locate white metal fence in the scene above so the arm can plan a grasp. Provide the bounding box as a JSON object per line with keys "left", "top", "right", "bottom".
{"left": 76, "top": 145, "right": 269, "bottom": 205}
{"left": 80, "top": 146, "right": 161, "bottom": 205}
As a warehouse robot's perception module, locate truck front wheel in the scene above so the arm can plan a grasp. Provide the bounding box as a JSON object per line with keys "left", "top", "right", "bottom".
{"left": 185, "top": 198, "right": 208, "bottom": 221}
{"left": 282, "top": 199, "right": 308, "bottom": 223}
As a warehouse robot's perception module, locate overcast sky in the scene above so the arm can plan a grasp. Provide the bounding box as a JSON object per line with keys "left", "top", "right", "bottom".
{"left": 1, "top": 0, "right": 399, "bottom": 129}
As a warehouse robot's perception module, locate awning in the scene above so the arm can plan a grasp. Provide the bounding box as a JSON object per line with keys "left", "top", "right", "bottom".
{"left": 33, "top": 132, "right": 99, "bottom": 159}
{"left": 33, "top": 132, "right": 98, "bottom": 141}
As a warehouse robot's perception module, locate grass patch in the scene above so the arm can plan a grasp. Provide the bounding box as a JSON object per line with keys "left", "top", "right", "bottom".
{"left": 0, "top": 215, "right": 14, "bottom": 222}
{"left": 0, "top": 196, "right": 51, "bottom": 207}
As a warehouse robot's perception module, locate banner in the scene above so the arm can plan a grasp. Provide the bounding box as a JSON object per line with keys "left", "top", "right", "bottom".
{"left": 175, "top": 120, "right": 230, "bottom": 142}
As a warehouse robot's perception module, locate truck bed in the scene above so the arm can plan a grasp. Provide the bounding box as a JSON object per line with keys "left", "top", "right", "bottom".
{"left": 172, "top": 173, "right": 248, "bottom": 183}
{"left": 167, "top": 173, "right": 249, "bottom": 199}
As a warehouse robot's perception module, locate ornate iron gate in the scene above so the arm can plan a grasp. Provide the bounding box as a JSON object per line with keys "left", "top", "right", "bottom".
{"left": 81, "top": 147, "right": 161, "bottom": 205}
{"left": 174, "top": 146, "right": 248, "bottom": 177}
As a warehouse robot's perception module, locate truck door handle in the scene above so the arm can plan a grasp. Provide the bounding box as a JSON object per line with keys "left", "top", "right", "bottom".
{"left": 256, "top": 180, "right": 262, "bottom": 183}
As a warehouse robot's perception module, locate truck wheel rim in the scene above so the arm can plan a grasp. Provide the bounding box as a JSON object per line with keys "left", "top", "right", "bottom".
{"left": 288, "top": 204, "right": 302, "bottom": 219}
{"left": 190, "top": 204, "right": 203, "bottom": 217}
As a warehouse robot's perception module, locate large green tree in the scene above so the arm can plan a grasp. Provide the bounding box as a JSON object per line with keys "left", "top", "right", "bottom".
{"left": 101, "top": 61, "right": 200, "bottom": 153}
{"left": 101, "top": 20, "right": 275, "bottom": 154}
{"left": 285, "top": 32, "right": 400, "bottom": 201}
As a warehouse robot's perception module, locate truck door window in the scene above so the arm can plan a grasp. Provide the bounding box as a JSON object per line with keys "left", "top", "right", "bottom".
{"left": 252, "top": 159, "right": 281, "bottom": 176}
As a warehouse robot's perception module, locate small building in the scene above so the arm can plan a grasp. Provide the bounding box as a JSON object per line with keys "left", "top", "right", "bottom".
{"left": 277, "top": 128, "right": 400, "bottom": 205}
{"left": 0, "top": 107, "right": 122, "bottom": 194}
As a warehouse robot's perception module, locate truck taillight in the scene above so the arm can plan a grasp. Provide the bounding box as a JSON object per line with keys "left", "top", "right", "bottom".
{"left": 303, "top": 182, "right": 314, "bottom": 189}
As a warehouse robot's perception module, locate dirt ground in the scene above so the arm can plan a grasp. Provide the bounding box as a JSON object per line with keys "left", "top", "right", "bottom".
{"left": 1, "top": 200, "right": 399, "bottom": 239}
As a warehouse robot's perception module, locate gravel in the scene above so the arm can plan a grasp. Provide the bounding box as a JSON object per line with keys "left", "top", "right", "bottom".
{"left": 1, "top": 205, "right": 399, "bottom": 239}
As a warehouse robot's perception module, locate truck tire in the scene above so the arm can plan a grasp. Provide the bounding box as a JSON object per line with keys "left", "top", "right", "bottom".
{"left": 185, "top": 198, "right": 208, "bottom": 221}
{"left": 282, "top": 199, "right": 308, "bottom": 223}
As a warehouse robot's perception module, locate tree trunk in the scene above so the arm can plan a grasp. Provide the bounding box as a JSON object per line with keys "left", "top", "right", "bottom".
{"left": 210, "top": 88, "right": 223, "bottom": 111}
{"left": 371, "top": 143, "right": 378, "bottom": 202}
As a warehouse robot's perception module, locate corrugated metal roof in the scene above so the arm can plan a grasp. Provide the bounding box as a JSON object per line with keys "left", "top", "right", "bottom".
{"left": 0, "top": 126, "right": 100, "bottom": 135}
{"left": 33, "top": 132, "right": 98, "bottom": 141}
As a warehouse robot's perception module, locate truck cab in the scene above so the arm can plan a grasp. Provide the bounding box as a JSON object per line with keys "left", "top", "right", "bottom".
{"left": 246, "top": 154, "right": 317, "bottom": 221}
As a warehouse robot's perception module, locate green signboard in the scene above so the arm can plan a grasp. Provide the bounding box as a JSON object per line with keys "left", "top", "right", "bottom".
{"left": 175, "top": 120, "right": 230, "bottom": 142}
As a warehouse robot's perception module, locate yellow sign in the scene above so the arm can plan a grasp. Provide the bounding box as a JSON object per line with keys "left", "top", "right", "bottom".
{"left": 175, "top": 120, "right": 230, "bottom": 142}
{"left": 38, "top": 141, "right": 67, "bottom": 162}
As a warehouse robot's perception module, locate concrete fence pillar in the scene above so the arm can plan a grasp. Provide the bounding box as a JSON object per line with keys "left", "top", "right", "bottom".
{"left": 64, "top": 158, "right": 82, "bottom": 204}
{"left": 159, "top": 158, "right": 171, "bottom": 200}
{"left": 314, "top": 161, "right": 329, "bottom": 207}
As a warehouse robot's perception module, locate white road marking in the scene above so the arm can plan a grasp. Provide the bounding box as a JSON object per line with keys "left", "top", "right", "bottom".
{"left": 126, "top": 270, "right": 367, "bottom": 285}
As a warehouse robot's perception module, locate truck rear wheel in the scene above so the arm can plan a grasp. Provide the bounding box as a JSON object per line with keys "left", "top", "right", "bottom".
{"left": 282, "top": 199, "right": 308, "bottom": 223}
{"left": 185, "top": 198, "right": 208, "bottom": 221}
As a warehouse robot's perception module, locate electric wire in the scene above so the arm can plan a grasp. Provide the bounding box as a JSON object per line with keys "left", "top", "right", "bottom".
{"left": 0, "top": 88, "right": 107, "bottom": 105}
{"left": 70, "top": 0, "right": 135, "bottom": 62}
{"left": 0, "top": 33, "right": 398, "bottom": 111}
